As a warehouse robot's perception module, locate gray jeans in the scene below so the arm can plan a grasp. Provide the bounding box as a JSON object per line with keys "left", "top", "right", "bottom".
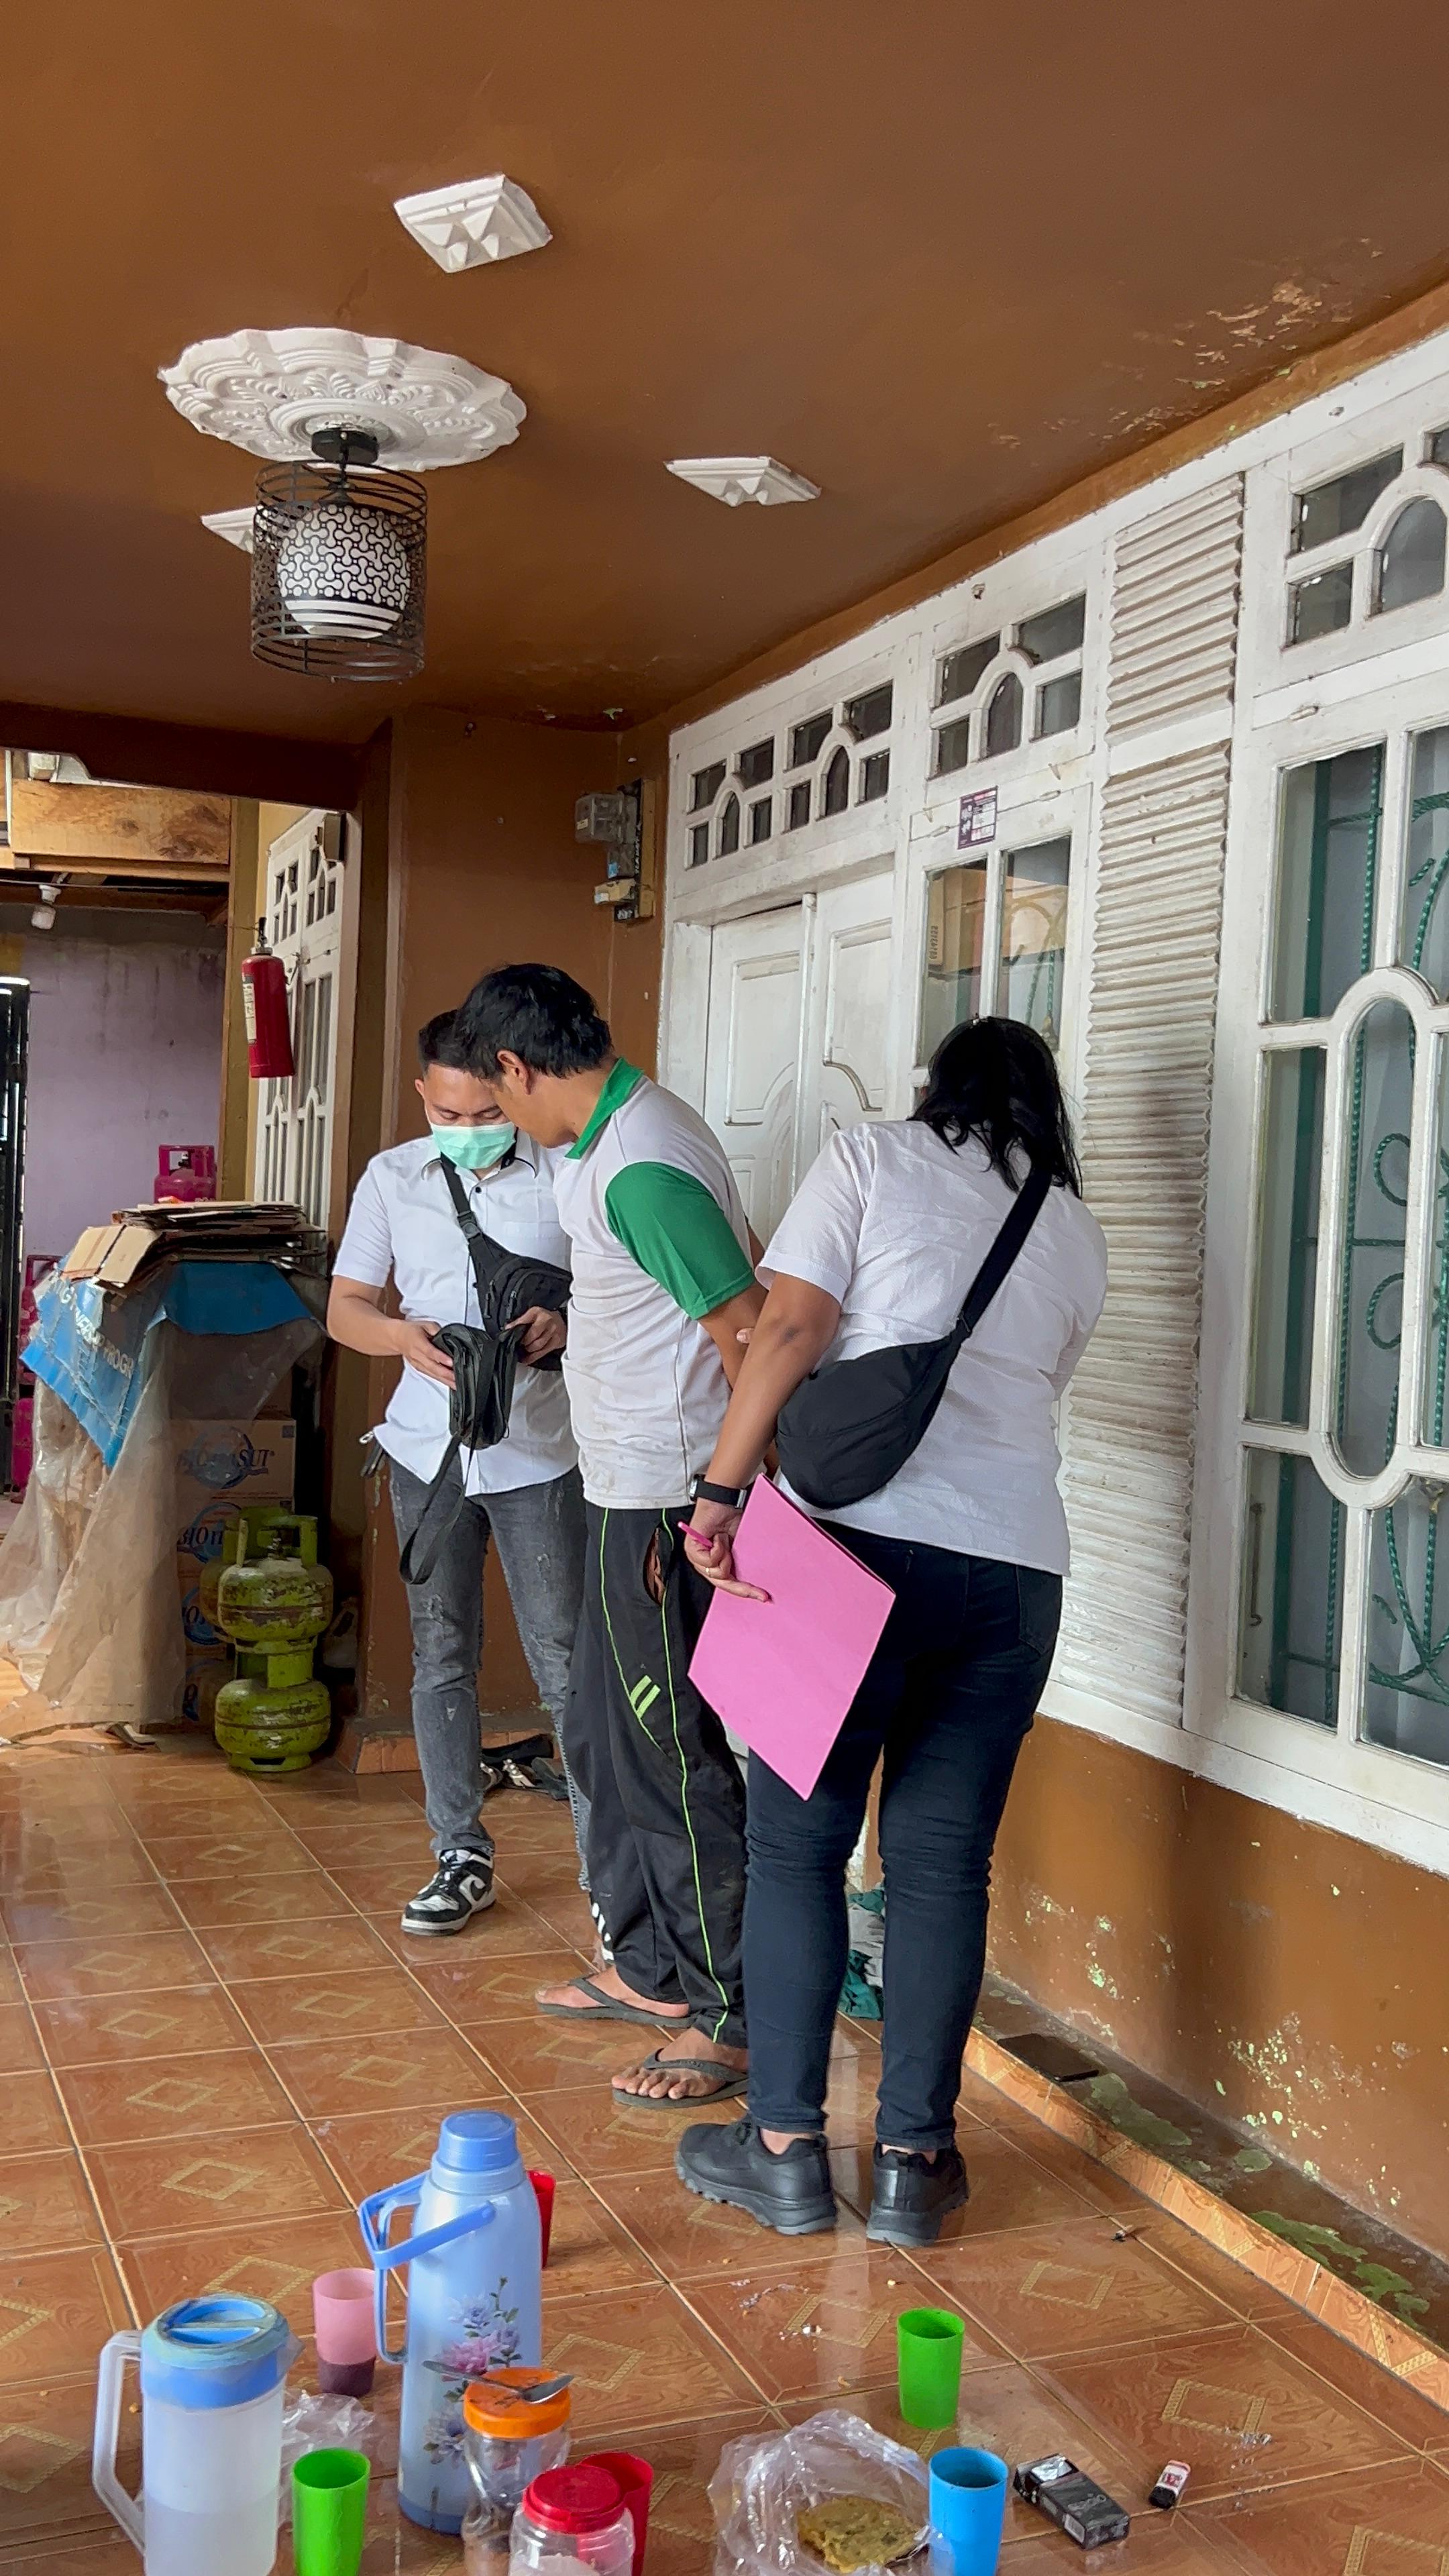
{"left": 388, "top": 1456, "right": 588, "bottom": 1865}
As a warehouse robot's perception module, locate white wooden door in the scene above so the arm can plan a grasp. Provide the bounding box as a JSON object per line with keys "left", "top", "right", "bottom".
{"left": 795, "top": 873, "right": 895, "bottom": 1172}
{"left": 253, "top": 811, "right": 346, "bottom": 1226}
{"left": 702, "top": 907, "right": 804, "bottom": 1241}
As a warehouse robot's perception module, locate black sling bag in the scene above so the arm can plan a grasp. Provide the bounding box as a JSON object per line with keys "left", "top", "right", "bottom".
{"left": 773, "top": 1158, "right": 1053, "bottom": 1512}
{"left": 398, "top": 1156, "right": 572, "bottom": 1586}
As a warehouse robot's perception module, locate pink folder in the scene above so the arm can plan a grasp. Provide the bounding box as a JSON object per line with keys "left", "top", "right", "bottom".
{"left": 688, "top": 1478, "right": 896, "bottom": 1799}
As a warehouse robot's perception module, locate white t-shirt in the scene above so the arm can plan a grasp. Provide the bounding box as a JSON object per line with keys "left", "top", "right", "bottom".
{"left": 761, "top": 1120, "right": 1107, "bottom": 1574}
{"left": 334, "top": 1134, "right": 577, "bottom": 1495}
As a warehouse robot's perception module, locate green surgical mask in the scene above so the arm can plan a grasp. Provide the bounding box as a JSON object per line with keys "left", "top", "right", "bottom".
{"left": 431, "top": 1122, "right": 516, "bottom": 1171}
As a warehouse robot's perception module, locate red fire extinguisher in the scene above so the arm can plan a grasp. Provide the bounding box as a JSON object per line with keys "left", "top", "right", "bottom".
{"left": 240, "top": 919, "right": 294, "bottom": 1081}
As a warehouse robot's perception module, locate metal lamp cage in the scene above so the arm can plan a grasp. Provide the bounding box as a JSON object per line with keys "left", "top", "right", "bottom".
{"left": 251, "top": 451, "right": 427, "bottom": 681}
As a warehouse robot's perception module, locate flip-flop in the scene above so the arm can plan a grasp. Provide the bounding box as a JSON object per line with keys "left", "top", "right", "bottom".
{"left": 536, "top": 1976, "right": 689, "bottom": 2027}
{"left": 610, "top": 2049, "right": 745, "bottom": 2106}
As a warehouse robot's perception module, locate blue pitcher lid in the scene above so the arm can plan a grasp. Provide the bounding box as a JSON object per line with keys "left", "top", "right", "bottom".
{"left": 141, "top": 2296, "right": 297, "bottom": 2410}
{"left": 434, "top": 2109, "right": 521, "bottom": 2176}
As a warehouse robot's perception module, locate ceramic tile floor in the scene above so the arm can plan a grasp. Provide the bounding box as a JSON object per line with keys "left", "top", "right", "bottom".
{"left": 3, "top": 1738, "right": 1449, "bottom": 2573}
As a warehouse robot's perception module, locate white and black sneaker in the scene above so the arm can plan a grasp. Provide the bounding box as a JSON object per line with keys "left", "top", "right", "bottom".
{"left": 401, "top": 1849, "right": 496, "bottom": 1937}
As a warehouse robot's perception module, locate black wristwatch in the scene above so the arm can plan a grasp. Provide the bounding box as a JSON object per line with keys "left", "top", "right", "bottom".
{"left": 688, "top": 1474, "right": 749, "bottom": 1509}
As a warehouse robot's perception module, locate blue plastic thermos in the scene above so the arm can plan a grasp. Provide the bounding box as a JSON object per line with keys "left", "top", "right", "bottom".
{"left": 358, "top": 2110, "right": 542, "bottom": 2533}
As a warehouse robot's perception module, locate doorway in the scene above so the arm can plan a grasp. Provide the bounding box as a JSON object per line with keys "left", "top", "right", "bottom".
{"left": 700, "top": 871, "right": 894, "bottom": 1239}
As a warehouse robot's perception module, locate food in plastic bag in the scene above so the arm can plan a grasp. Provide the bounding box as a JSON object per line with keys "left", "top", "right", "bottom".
{"left": 277, "top": 2392, "right": 378, "bottom": 2524}
{"left": 710, "top": 2411, "right": 930, "bottom": 2573}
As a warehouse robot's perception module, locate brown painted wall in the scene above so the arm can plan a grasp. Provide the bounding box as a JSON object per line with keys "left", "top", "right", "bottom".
{"left": 354, "top": 710, "right": 660, "bottom": 1730}
{"left": 989, "top": 1715, "right": 1449, "bottom": 2261}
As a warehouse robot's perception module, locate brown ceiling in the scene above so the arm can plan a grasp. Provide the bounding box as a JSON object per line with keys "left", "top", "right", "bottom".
{"left": 6, "top": 0, "right": 1449, "bottom": 749}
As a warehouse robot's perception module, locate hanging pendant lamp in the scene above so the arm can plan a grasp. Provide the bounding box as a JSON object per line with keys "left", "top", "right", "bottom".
{"left": 251, "top": 429, "right": 427, "bottom": 680}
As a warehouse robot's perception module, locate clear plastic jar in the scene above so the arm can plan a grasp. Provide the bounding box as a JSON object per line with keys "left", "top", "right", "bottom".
{"left": 464, "top": 2371, "right": 572, "bottom": 2517}
{"left": 508, "top": 2465, "right": 635, "bottom": 2575}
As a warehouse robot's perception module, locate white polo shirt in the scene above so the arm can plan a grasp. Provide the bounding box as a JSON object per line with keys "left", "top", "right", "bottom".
{"left": 763, "top": 1119, "right": 1107, "bottom": 1574}
{"left": 334, "top": 1133, "right": 577, "bottom": 1495}
{"left": 550, "top": 1064, "right": 756, "bottom": 1510}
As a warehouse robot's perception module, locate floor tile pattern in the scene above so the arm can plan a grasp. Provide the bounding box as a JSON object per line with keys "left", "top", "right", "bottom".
{"left": 1, "top": 1735, "right": 1446, "bottom": 2572}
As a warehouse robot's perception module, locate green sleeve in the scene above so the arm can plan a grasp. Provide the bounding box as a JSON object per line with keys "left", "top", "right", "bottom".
{"left": 603, "top": 1162, "right": 756, "bottom": 1319}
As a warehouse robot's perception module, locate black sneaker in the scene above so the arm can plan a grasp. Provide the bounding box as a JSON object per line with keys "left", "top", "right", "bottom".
{"left": 676, "top": 2116, "right": 837, "bottom": 2237}
{"left": 400, "top": 1849, "right": 496, "bottom": 1937}
{"left": 480, "top": 1733, "right": 570, "bottom": 1801}
{"left": 867, "top": 2142, "right": 970, "bottom": 2245}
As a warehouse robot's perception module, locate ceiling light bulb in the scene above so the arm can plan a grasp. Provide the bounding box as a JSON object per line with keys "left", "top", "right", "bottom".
{"left": 276, "top": 486, "right": 411, "bottom": 641}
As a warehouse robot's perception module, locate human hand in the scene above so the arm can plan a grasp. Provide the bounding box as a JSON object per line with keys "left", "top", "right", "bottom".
{"left": 682, "top": 1500, "right": 769, "bottom": 1601}
{"left": 508, "top": 1305, "right": 568, "bottom": 1363}
{"left": 395, "top": 1320, "right": 455, "bottom": 1385}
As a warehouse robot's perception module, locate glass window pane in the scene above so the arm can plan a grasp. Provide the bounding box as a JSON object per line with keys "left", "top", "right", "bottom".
{"left": 1334, "top": 998, "right": 1413, "bottom": 1477}
{"left": 738, "top": 739, "right": 774, "bottom": 788}
{"left": 688, "top": 822, "right": 710, "bottom": 868}
{"left": 935, "top": 716, "right": 973, "bottom": 777}
{"left": 859, "top": 750, "right": 889, "bottom": 802}
{"left": 1291, "top": 449, "right": 1401, "bottom": 553}
{"left": 983, "top": 673, "right": 1023, "bottom": 757}
{"left": 748, "top": 797, "right": 772, "bottom": 845}
{"left": 1287, "top": 562, "right": 1353, "bottom": 643}
{"left": 1034, "top": 672, "right": 1083, "bottom": 738}
{"left": 938, "top": 637, "right": 999, "bottom": 704}
{"left": 690, "top": 762, "right": 725, "bottom": 811}
{"left": 1424, "top": 1042, "right": 1449, "bottom": 1447}
{"left": 844, "top": 683, "right": 892, "bottom": 742}
{"left": 1000, "top": 839, "right": 1069, "bottom": 1049}
{"left": 1250, "top": 1050, "right": 1325, "bottom": 1429}
{"left": 1271, "top": 745, "right": 1383, "bottom": 1021}
{"left": 1401, "top": 727, "right": 1449, "bottom": 996}
{"left": 920, "top": 862, "right": 987, "bottom": 1063}
{"left": 1018, "top": 594, "right": 1085, "bottom": 662}
{"left": 787, "top": 780, "right": 811, "bottom": 830}
{"left": 821, "top": 748, "right": 850, "bottom": 816}
{"left": 1364, "top": 1481, "right": 1449, "bottom": 1765}
{"left": 1238, "top": 1448, "right": 1342, "bottom": 1727}
{"left": 789, "top": 712, "right": 831, "bottom": 768}
{"left": 1430, "top": 427, "right": 1449, "bottom": 469}
{"left": 718, "top": 794, "right": 740, "bottom": 857}
{"left": 1373, "top": 499, "right": 1446, "bottom": 614}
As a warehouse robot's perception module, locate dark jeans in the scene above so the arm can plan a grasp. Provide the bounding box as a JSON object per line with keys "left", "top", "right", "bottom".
{"left": 561, "top": 1505, "right": 747, "bottom": 2049}
{"left": 744, "top": 1530, "right": 1061, "bottom": 2151}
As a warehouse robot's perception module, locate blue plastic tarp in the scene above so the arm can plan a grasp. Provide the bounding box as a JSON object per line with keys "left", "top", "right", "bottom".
{"left": 23, "top": 1260, "right": 314, "bottom": 1467}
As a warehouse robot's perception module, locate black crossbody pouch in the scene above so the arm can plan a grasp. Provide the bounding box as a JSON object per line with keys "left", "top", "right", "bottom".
{"left": 773, "top": 1160, "right": 1051, "bottom": 1511}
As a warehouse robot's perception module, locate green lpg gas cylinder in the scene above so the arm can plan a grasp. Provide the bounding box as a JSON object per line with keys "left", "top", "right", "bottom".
{"left": 215, "top": 1515, "right": 334, "bottom": 1650}
{"left": 214, "top": 1648, "right": 331, "bottom": 1774}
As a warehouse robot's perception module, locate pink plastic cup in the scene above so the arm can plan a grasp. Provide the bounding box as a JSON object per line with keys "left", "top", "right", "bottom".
{"left": 586, "top": 2451, "right": 653, "bottom": 2575}
{"left": 529, "top": 2169, "right": 556, "bottom": 2269}
{"left": 313, "top": 2267, "right": 376, "bottom": 2397}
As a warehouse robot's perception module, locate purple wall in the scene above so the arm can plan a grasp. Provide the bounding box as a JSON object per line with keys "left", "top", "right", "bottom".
{"left": 19, "top": 911, "right": 226, "bottom": 1263}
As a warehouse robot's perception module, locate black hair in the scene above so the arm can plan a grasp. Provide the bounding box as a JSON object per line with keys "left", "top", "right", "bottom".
{"left": 416, "top": 1010, "right": 475, "bottom": 1074}
{"left": 453, "top": 963, "right": 612, "bottom": 1080}
{"left": 914, "top": 1016, "right": 1081, "bottom": 1194}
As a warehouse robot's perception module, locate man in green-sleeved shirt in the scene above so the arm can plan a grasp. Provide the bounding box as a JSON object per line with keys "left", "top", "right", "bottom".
{"left": 454, "top": 963, "right": 764, "bottom": 2103}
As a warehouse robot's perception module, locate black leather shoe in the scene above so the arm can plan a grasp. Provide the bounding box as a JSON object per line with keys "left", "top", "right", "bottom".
{"left": 867, "top": 2143, "right": 970, "bottom": 2245}
{"left": 676, "top": 2116, "right": 837, "bottom": 2237}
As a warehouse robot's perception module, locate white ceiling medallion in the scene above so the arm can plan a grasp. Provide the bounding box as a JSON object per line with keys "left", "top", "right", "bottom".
{"left": 393, "top": 175, "right": 551, "bottom": 272}
{"left": 201, "top": 507, "right": 256, "bottom": 553}
{"left": 161, "top": 329, "right": 525, "bottom": 471}
{"left": 665, "top": 456, "right": 820, "bottom": 508}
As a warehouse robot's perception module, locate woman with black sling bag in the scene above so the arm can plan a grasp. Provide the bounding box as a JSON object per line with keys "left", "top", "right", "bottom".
{"left": 674, "top": 1018, "right": 1107, "bottom": 2246}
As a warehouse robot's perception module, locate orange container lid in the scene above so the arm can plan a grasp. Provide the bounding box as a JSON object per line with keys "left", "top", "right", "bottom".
{"left": 464, "top": 2367, "right": 572, "bottom": 2438}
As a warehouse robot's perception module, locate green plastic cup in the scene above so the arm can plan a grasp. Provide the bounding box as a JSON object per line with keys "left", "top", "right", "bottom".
{"left": 897, "top": 2306, "right": 966, "bottom": 2430}
{"left": 292, "top": 2447, "right": 370, "bottom": 2576}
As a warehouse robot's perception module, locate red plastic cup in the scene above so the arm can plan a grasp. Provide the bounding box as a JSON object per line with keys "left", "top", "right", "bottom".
{"left": 586, "top": 2451, "right": 653, "bottom": 2575}
{"left": 312, "top": 2267, "right": 376, "bottom": 2398}
{"left": 529, "top": 2169, "right": 556, "bottom": 2269}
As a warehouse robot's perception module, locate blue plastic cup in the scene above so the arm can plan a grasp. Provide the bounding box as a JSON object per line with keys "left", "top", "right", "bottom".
{"left": 928, "top": 2448, "right": 1009, "bottom": 2575}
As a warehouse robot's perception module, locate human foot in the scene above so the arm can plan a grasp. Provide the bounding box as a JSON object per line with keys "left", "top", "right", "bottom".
{"left": 533, "top": 1961, "right": 690, "bottom": 2023}
{"left": 677, "top": 2116, "right": 836, "bottom": 2233}
{"left": 610, "top": 2029, "right": 748, "bottom": 2103}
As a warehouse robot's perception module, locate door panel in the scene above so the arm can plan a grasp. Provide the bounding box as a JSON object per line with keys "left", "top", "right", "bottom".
{"left": 702, "top": 910, "right": 803, "bottom": 1242}
{"left": 798, "top": 875, "right": 895, "bottom": 1165}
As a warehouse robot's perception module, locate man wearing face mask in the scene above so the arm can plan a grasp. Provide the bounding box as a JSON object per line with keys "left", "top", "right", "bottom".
{"left": 328, "top": 1008, "right": 587, "bottom": 1935}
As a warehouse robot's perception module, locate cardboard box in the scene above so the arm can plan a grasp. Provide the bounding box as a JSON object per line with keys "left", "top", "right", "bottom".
{"left": 174, "top": 1420, "right": 297, "bottom": 1526}
{"left": 179, "top": 1651, "right": 231, "bottom": 1727}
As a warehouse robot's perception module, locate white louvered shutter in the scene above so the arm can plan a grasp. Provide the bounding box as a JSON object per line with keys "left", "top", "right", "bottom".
{"left": 1057, "top": 477, "right": 1244, "bottom": 1725}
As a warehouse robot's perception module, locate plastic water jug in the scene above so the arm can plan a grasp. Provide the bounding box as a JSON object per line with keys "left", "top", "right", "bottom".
{"left": 359, "top": 2108, "right": 543, "bottom": 2534}
{"left": 92, "top": 2294, "right": 299, "bottom": 2576}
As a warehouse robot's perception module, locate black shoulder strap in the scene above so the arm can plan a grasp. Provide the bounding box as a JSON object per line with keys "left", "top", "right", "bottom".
{"left": 439, "top": 1155, "right": 510, "bottom": 1317}
{"left": 951, "top": 1159, "right": 1053, "bottom": 1348}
